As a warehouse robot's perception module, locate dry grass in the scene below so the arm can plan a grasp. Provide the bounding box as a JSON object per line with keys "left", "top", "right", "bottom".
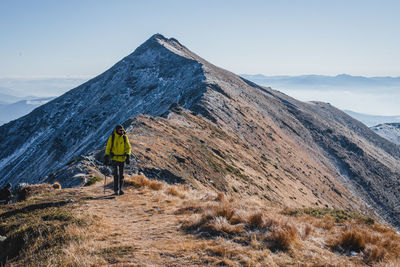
{"left": 314, "top": 215, "right": 335, "bottom": 230}
{"left": 247, "top": 211, "right": 277, "bottom": 229}
{"left": 3, "top": 172, "right": 400, "bottom": 266}
{"left": 166, "top": 186, "right": 186, "bottom": 198}
{"left": 52, "top": 182, "right": 62, "bottom": 189}
{"left": 0, "top": 190, "right": 99, "bottom": 266}
{"left": 327, "top": 223, "right": 400, "bottom": 264}
{"left": 247, "top": 212, "right": 264, "bottom": 229}
{"left": 283, "top": 207, "right": 374, "bottom": 224}
{"left": 282, "top": 207, "right": 400, "bottom": 264}
{"left": 332, "top": 228, "right": 366, "bottom": 252}
{"left": 215, "top": 192, "right": 225, "bottom": 202}
{"left": 124, "top": 174, "right": 163, "bottom": 190}
{"left": 182, "top": 201, "right": 299, "bottom": 252}
{"left": 174, "top": 201, "right": 204, "bottom": 215}
{"left": 363, "top": 245, "right": 387, "bottom": 263}
{"left": 302, "top": 223, "right": 312, "bottom": 239}
{"left": 264, "top": 223, "right": 298, "bottom": 252}
{"left": 15, "top": 183, "right": 55, "bottom": 201}
{"left": 199, "top": 216, "right": 245, "bottom": 237}
{"left": 179, "top": 196, "right": 400, "bottom": 265}
{"left": 182, "top": 202, "right": 239, "bottom": 233}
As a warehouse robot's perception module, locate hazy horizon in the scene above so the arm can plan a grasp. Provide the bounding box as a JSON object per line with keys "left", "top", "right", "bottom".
{"left": 1, "top": 73, "right": 400, "bottom": 118}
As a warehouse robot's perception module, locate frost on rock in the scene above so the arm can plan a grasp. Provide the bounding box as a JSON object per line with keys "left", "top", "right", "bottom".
{"left": 0, "top": 34, "right": 209, "bottom": 187}
{"left": 371, "top": 123, "right": 400, "bottom": 146}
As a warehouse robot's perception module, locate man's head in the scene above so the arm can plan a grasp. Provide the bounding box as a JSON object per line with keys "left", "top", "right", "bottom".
{"left": 115, "top": 125, "right": 124, "bottom": 135}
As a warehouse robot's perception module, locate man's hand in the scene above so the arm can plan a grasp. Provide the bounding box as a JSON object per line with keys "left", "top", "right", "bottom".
{"left": 104, "top": 155, "right": 110, "bottom": 165}
{"left": 125, "top": 154, "right": 130, "bottom": 164}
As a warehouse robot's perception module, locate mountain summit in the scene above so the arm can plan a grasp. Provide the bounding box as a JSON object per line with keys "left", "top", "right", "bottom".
{"left": 1, "top": 34, "right": 400, "bottom": 228}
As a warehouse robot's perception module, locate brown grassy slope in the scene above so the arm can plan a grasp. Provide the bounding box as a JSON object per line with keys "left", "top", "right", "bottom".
{"left": 196, "top": 57, "right": 400, "bottom": 228}
{"left": 0, "top": 185, "right": 101, "bottom": 266}
{"left": 121, "top": 110, "right": 366, "bottom": 214}
{"left": 1, "top": 177, "right": 399, "bottom": 266}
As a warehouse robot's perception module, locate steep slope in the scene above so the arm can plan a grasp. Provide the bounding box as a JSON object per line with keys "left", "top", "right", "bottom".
{"left": 371, "top": 123, "right": 400, "bottom": 146}
{"left": 0, "top": 34, "right": 207, "bottom": 186}
{"left": 1, "top": 34, "right": 400, "bottom": 228}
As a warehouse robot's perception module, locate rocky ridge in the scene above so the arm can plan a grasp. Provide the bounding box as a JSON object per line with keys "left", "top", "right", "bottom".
{"left": 1, "top": 34, "right": 400, "bottom": 227}
{"left": 371, "top": 123, "right": 400, "bottom": 146}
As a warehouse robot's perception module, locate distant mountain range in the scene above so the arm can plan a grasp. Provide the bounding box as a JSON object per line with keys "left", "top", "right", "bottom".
{"left": 0, "top": 77, "right": 88, "bottom": 125}
{"left": 343, "top": 110, "right": 400, "bottom": 127}
{"left": 240, "top": 74, "right": 400, "bottom": 89}
{"left": 0, "top": 92, "right": 28, "bottom": 103}
{"left": 0, "top": 77, "right": 90, "bottom": 98}
{"left": 0, "top": 97, "right": 55, "bottom": 125}
{"left": 241, "top": 74, "right": 400, "bottom": 117}
{"left": 241, "top": 75, "right": 400, "bottom": 143}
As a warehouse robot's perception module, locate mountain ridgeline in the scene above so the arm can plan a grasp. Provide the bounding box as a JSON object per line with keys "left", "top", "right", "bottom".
{"left": 1, "top": 34, "right": 400, "bottom": 227}
{"left": 371, "top": 123, "right": 400, "bottom": 146}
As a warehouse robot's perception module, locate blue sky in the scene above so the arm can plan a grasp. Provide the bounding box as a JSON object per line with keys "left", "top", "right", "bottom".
{"left": 1, "top": 0, "right": 399, "bottom": 78}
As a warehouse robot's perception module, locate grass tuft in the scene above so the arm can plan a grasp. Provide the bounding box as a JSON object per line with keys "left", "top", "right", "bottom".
{"left": 363, "top": 245, "right": 387, "bottom": 263}
{"left": 332, "top": 228, "right": 366, "bottom": 252}
{"left": 166, "top": 186, "right": 186, "bottom": 198}
{"left": 84, "top": 176, "right": 102, "bottom": 186}
{"left": 16, "top": 184, "right": 54, "bottom": 201}
{"left": 264, "top": 224, "right": 298, "bottom": 251}
{"left": 247, "top": 212, "right": 265, "bottom": 229}
{"left": 181, "top": 201, "right": 299, "bottom": 252}
{"left": 52, "top": 182, "right": 62, "bottom": 189}
{"left": 215, "top": 192, "right": 225, "bottom": 202}
{"left": 283, "top": 207, "right": 374, "bottom": 224}
{"left": 124, "top": 175, "right": 163, "bottom": 190}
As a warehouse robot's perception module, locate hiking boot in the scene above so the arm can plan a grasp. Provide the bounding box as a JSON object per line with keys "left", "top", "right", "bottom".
{"left": 119, "top": 190, "right": 125, "bottom": 195}
{"left": 112, "top": 191, "right": 119, "bottom": 196}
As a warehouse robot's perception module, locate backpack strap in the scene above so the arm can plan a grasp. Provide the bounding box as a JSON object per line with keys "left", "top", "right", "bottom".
{"left": 123, "top": 135, "right": 128, "bottom": 155}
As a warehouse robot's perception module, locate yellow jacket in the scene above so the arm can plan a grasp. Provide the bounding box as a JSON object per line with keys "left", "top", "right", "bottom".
{"left": 105, "top": 128, "right": 131, "bottom": 162}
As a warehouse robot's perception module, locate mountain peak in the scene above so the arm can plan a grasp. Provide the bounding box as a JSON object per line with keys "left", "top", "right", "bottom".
{"left": 147, "top": 33, "right": 183, "bottom": 47}
{"left": 149, "top": 33, "right": 168, "bottom": 41}
{"left": 128, "top": 34, "right": 195, "bottom": 62}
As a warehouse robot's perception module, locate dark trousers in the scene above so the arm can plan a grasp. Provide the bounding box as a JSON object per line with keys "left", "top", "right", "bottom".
{"left": 112, "top": 161, "right": 125, "bottom": 193}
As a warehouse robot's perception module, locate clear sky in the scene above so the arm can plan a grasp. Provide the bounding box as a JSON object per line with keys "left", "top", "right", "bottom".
{"left": 1, "top": 0, "right": 399, "bottom": 78}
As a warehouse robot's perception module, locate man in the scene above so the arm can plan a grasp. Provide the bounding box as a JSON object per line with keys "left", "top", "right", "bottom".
{"left": 104, "top": 125, "right": 132, "bottom": 195}
{"left": 0, "top": 183, "right": 13, "bottom": 204}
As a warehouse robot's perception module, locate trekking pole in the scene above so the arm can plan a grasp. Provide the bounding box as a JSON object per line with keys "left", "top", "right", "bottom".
{"left": 103, "top": 166, "right": 108, "bottom": 194}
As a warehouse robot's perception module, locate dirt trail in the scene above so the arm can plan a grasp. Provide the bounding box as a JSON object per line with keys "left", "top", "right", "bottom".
{"left": 76, "top": 181, "right": 206, "bottom": 266}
